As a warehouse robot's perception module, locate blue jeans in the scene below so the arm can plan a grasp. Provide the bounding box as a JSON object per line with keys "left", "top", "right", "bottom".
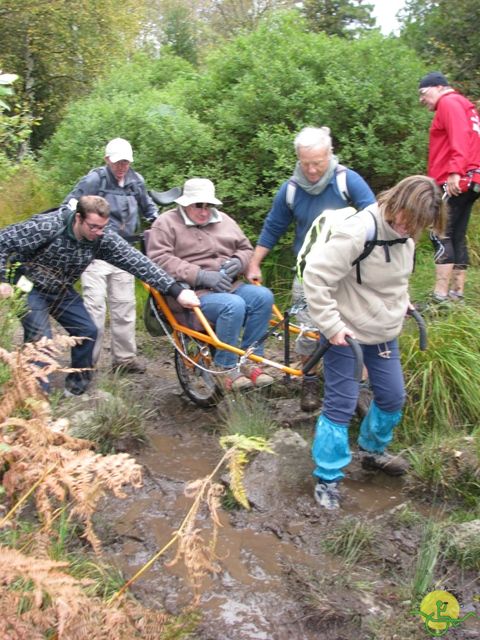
{"left": 21, "top": 287, "right": 97, "bottom": 393}
{"left": 323, "top": 338, "right": 405, "bottom": 424}
{"left": 199, "top": 284, "right": 274, "bottom": 368}
{"left": 311, "top": 338, "right": 405, "bottom": 482}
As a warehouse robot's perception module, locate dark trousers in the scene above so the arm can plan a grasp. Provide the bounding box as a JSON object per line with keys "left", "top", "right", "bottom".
{"left": 433, "top": 190, "right": 480, "bottom": 268}
{"left": 21, "top": 287, "right": 97, "bottom": 393}
{"left": 322, "top": 338, "right": 405, "bottom": 424}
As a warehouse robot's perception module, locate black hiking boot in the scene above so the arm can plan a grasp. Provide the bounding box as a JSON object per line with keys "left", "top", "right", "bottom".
{"left": 359, "top": 449, "right": 409, "bottom": 476}
{"left": 300, "top": 374, "right": 321, "bottom": 412}
{"left": 356, "top": 380, "right": 373, "bottom": 418}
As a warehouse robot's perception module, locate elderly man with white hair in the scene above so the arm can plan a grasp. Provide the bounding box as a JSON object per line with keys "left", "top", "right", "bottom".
{"left": 246, "top": 126, "right": 375, "bottom": 411}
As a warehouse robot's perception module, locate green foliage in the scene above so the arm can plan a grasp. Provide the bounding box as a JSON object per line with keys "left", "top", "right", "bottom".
{"left": 301, "top": 0, "right": 376, "bottom": 38}
{"left": 0, "top": 0, "right": 146, "bottom": 147}
{"left": 0, "top": 162, "right": 58, "bottom": 227}
{"left": 399, "top": 306, "right": 480, "bottom": 441}
{"left": 0, "top": 71, "right": 35, "bottom": 175}
{"left": 400, "top": 0, "right": 480, "bottom": 98}
{"left": 41, "top": 54, "right": 215, "bottom": 199}
{"left": 322, "top": 516, "right": 377, "bottom": 565}
{"left": 159, "top": 0, "right": 199, "bottom": 64}
{"left": 217, "top": 393, "right": 278, "bottom": 439}
{"left": 406, "top": 430, "right": 480, "bottom": 508}
{"left": 41, "top": 12, "right": 431, "bottom": 250}
{"left": 67, "top": 377, "right": 153, "bottom": 454}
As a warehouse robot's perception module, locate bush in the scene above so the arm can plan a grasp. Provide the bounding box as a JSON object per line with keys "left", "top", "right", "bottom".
{"left": 41, "top": 13, "right": 431, "bottom": 247}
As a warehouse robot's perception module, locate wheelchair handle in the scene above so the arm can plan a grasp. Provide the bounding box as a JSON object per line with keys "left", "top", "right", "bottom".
{"left": 149, "top": 186, "right": 182, "bottom": 206}
{"left": 302, "top": 335, "right": 364, "bottom": 382}
{"left": 407, "top": 307, "right": 427, "bottom": 351}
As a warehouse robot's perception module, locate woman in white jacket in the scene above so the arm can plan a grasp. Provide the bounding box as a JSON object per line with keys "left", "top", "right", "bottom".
{"left": 303, "top": 175, "right": 445, "bottom": 510}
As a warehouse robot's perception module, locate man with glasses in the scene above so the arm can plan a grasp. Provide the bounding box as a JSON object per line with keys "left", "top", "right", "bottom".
{"left": 64, "top": 138, "right": 159, "bottom": 374}
{"left": 245, "top": 126, "right": 375, "bottom": 411}
{"left": 0, "top": 195, "right": 199, "bottom": 396}
{"left": 147, "top": 178, "right": 275, "bottom": 392}
{"left": 418, "top": 71, "right": 480, "bottom": 304}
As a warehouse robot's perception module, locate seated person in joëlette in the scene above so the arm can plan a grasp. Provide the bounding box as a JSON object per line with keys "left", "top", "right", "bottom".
{"left": 147, "top": 178, "right": 275, "bottom": 391}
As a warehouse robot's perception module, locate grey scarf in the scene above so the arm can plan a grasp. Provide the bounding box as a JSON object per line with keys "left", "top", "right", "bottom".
{"left": 292, "top": 155, "right": 339, "bottom": 195}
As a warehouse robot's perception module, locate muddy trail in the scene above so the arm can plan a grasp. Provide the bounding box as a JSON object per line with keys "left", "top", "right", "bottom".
{"left": 64, "top": 336, "right": 479, "bottom": 640}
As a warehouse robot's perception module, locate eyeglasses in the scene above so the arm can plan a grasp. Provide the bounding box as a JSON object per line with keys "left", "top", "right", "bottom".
{"left": 192, "top": 203, "right": 213, "bottom": 209}
{"left": 419, "top": 87, "right": 432, "bottom": 96}
{"left": 83, "top": 220, "right": 107, "bottom": 231}
{"left": 299, "top": 161, "right": 327, "bottom": 169}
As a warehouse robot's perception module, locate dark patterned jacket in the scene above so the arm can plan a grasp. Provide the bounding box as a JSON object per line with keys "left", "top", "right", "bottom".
{"left": 0, "top": 207, "right": 183, "bottom": 298}
{"left": 64, "top": 165, "right": 158, "bottom": 237}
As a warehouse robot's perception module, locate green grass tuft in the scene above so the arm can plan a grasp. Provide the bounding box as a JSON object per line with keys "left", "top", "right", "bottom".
{"left": 322, "top": 516, "right": 377, "bottom": 566}
{"left": 217, "top": 392, "right": 278, "bottom": 440}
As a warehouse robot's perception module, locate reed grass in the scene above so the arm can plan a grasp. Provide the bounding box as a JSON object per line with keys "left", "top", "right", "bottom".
{"left": 406, "top": 429, "right": 480, "bottom": 508}
{"left": 399, "top": 306, "right": 480, "bottom": 444}
{"left": 322, "top": 516, "right": 377, "bottom": 566}
{"left": 217, "top": 392, "right": 278, "bottom": 440}
{"left": 410, "top": 520, "right": 443, "bottom": 603}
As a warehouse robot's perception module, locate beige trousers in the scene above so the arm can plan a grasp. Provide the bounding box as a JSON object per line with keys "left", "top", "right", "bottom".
{"left": 81, "top": 259, "right": 137, "bottom": 365}
{"left": 291, "top": 276, "right": 321, "bottom": 356}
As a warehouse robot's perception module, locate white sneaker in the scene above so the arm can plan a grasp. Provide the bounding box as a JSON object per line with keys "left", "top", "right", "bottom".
{"left": 314, "top": 481, "right": 340, "bottom": 510}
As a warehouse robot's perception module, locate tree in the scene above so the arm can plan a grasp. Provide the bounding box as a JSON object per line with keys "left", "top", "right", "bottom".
{"left": 42, "top": 12, "right": 431, "bottom": 250}
{"left": 400, "top": 0, "right": 480, "bottom": 98}
{"left": 0, "top": 0, "right": 145, "bottom": 147}
{"left": 0, "top": 70, "right": 34, "bottom": 167}
{"left": 141, "top": 0, "right": 200, "bottom": 63}
{"left": 301, "top": 0, "right": 375, "bottom": 38}
{"left": 203, "top": 0, "right": 294, "bottom": 37}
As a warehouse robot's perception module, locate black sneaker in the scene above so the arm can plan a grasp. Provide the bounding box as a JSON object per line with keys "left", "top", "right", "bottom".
{"left": 314, "top": 480, "right": 340, "bottom": 510}
{"left": 300, "top": 375, "right": 321, "bottom": 412}
{"left": 359, "top": 449, "right": 409, "bottom": 476}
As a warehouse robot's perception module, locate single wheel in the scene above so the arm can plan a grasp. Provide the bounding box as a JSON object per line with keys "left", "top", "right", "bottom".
{"left": 174, "top": 333, "right": 220, "bottom": 407}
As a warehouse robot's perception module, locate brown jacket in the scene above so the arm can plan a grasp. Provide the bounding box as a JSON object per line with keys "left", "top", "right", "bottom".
{"left": 147, "top": 207, "right": 253, "bottom": 294}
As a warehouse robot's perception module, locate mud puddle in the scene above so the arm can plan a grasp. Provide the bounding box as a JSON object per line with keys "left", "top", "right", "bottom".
{"left": 98, "top": 382, "right": 413, "bottom": 640}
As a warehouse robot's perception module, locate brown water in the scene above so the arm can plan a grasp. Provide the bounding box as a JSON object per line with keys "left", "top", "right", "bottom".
{"left": 101, "top": 395, "right": 411, "bottom": 640}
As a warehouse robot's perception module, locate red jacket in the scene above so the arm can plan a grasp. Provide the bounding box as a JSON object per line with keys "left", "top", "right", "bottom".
{"left": 428, "top": 91, "right": 480, "bottom": 184}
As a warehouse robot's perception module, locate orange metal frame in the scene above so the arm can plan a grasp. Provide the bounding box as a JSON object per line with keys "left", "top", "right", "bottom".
{"left": 143, "top": 284, "right": 320, "bottom": 378}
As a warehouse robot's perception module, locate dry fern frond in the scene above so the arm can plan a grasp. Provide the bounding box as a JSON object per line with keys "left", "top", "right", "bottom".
{"left": 1, "top": 425, "right": 143, "bottom": 551}
{"left": 0, "top": 547, "right": 182, "bottom": 640}
{"left": 0, "top": 336, "right": 84, "bottom": 422}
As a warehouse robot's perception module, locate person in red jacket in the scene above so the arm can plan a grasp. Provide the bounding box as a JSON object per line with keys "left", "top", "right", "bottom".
{"left": 419, "top": 71, "right": 480, "bottom": 303}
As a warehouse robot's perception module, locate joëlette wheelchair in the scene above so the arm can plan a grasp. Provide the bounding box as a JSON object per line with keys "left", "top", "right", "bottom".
{"left": 142, "top": 278, "right": 368, "bottom": 407}
{"left": 140, "top": 187, "right": 362, "bottom": 407}
{"left": 141, "top": 188, "right": 424, "bottom": 408}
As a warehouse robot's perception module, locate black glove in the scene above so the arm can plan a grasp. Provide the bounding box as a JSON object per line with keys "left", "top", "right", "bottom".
{"left": 196, "top": 269, "right": 232, "bottom": 292}
{"left": 220, "top": 257, "right": 242, "bottom": 279}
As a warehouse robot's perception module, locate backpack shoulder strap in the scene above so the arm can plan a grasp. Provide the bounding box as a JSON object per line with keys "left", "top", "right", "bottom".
{"left": 92, "top": 167, "right": 108, "bottom": 196}
{"left": 296, "top": 206, "right": 357, "bottom": 281}
{"left": 335, "top": 164, "right": 350, "bottom": 203}
{"left": 351, "top": 209, "right": 377, "bottom": 283}
{"left": 286, "top": 178, "right": 297, "bottom": 211}
{"left": 352, "top": 209, "right": 410, "bottom": 284}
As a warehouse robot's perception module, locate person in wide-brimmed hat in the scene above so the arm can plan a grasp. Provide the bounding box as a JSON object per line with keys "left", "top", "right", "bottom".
{"left": 147, "top": 178, "right": 275, "bottom": 391}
